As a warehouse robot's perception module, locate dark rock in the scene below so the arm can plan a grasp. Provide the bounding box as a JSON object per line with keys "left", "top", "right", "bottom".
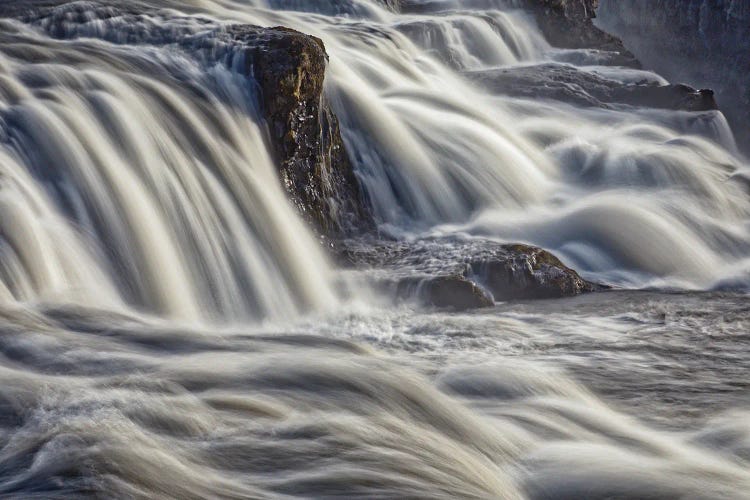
{"left": 518, "top": 0, "right": 639, "bottom": 67}
{"left": 398, "top": 275, "right": 494, "bottom": 310}
{"left": 613, "top": 84, "right": 718, "bottom": 112}
{"left": 472, "top": 243, "right": 597, "bottom": 300}
{"left": 219, "top": 25, "right": 373, "bottom": 238}
{"left": 466, "top": 63, "right": 718, "bottom": 111}
{"left": 339, "top": 238, "right": 602, "bottom": 308}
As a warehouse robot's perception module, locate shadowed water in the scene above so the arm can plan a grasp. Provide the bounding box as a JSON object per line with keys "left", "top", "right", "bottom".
{"left": 0, "top": 293, "right": 749, "bottom": 498}
{"left": 0, "top": 0, "right": 749, "bottom": 498}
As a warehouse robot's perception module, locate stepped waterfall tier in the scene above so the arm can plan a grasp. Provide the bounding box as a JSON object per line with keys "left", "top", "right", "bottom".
{"left": 0, "top": 1, "right": 749, "bottom": 498}
{"left": 597, "top": 0, "right": 750, "bottom": 153}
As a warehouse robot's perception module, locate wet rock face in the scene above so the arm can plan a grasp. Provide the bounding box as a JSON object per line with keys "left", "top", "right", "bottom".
{"left": 467, "top": 64, "right": 718, "bottom": 112}
{"left": 398, "top": 275, "right": 495, "bottom": 311}
{"left": 219, "top": 26, "right": 373, "bottom": 239}
{"left": 339, "top": 239, "right": 601, "bottom": 309}
{"left": 9, "top": 1, "right": 374, "bottom": 239}
{"left": 518, "top": 0, "right": 638, "bottom": 66}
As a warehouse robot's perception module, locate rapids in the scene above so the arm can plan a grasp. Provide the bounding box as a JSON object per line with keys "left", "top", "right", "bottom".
{"left": 0, "top": 0, "right": 749, "bottom": 498}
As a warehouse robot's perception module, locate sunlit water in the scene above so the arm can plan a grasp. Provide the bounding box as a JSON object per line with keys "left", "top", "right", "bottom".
{"left": 0, "top": 0, "right": 749, "bottom": 498}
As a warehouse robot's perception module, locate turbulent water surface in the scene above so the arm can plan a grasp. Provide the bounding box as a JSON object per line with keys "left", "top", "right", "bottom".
{"left": 0, "top": 0, "right": 749, "bottom": 498}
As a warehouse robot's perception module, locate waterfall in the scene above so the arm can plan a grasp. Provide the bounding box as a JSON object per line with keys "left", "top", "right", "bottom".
{"left": 1, "top": 0, "right": 750, "bottom": 316}
{"left": 253, "top": 0, "right": 749, "bottom": 290}
{"left": 2, "top": 2, "right": 750, "bottom": 499}
{"left": 0, "top": 11, "right": 338, "bottom": 322}
{"left": 596, "top": 0, "right": 750, "bottom": 154}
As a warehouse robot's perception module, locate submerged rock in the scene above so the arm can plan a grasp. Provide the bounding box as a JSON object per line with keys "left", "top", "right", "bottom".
{"left": 467, "top": 63, "right": 718, "bottom": 112}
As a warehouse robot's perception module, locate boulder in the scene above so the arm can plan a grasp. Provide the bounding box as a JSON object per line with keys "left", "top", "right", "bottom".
{"left": 472, "top": 244, "right": 597, "bottom": 300}
{"left": 398, "top": 275, "right": 494, "bottom": 310}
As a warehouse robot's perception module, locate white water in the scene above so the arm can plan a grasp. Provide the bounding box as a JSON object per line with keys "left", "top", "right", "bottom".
{"left": 1, "top": 1, "right": 750, "bottom": 498}
{"left": 3, "top": 0, "right": 749, "bottom": 314}
{"left": 0, "top": 10, "right": 338, "bottom": 322}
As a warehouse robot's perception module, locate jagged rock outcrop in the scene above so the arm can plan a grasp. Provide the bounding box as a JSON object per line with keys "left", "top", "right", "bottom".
{"left": 597, "top": 0, "right": 750, "bottom": 152}
{"left": 467, "top": 63, "right": 718, "bottom": 112}
{"left": 339, "top": 239, "right": 601, "bottom": 309}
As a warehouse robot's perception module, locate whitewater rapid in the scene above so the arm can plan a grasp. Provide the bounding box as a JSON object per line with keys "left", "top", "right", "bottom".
{"left": 1, "top": 1, "right": 750, "bottom": 498}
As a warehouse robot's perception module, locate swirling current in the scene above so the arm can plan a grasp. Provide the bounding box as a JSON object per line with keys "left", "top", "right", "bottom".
{"left": 0, "top": 0, "right": 749, "bottom": 498}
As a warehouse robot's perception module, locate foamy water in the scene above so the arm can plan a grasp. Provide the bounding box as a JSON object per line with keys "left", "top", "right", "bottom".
{"left": 0, "top": 0, "right": 749, "bottom": 497}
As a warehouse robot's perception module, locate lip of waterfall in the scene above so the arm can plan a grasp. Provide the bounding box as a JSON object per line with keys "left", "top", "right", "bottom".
{"left": 0, "top": 8, "right": 341, "bottom": 322}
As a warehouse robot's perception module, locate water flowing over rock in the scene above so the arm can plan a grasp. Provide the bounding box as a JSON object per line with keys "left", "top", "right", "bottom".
{"left": 7, "top": 1, "right": 373, "bottom": 239}
{"left": 2, "top": 0, "right": 750, "bottom": 499}
{"left": 468, "top": 64, "right": 719, "bottom": 112}
{"left": 395, "top": 1, "right": 637, "bottom": 66}
{"left": 597, "top": 0, "right": 750, "bottom": 152}
{"left": 520, "top": 0, "right": 634, "bottom": 62}
{"left": 0, "top": 2, "right": 349, "bottom": 320}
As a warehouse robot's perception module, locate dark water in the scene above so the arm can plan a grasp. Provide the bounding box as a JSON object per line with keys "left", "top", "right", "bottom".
{"left": 0, "top": 292, "right": 749, "bottom": 498}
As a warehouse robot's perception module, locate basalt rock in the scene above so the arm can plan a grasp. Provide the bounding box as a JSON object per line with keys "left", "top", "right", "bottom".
{"left": 467, "top": 63, "right": 718, "bottom": 112}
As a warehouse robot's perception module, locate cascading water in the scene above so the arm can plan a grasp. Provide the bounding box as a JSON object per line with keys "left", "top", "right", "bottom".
{"left": 174, "top": 0, "right": 750, "bottom": 290}
{"left": 1, "top": 0, "right": 749, "bottom": 498}
{"left": 0, "top": 9, "right": 338, "bottom": 322}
